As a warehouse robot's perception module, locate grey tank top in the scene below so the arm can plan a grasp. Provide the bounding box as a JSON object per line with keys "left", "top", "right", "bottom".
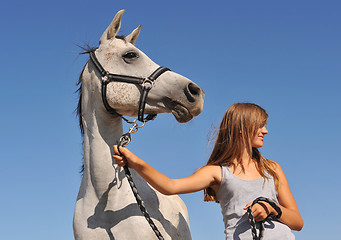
{"left": 216, "top": 165, "right": 295, "bottom": 240}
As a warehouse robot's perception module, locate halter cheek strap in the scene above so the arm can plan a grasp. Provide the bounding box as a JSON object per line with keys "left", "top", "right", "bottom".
{"left": 89, "top": 50, "right": 170, "bottom": 122}
{"left": 137, "top": 67, "right": 170, "bottom": 121}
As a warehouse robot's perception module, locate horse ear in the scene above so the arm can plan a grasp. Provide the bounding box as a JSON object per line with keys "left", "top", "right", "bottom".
{"left": 99, "top": 9, "right": 125, "bottom": 44}
{"left": 126, "top": 25, "right": 141, "bottom": 45}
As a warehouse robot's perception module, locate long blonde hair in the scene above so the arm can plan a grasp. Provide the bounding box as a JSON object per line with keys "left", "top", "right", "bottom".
{"left": 204, "top": 103, "right": 279, "bottom": 202}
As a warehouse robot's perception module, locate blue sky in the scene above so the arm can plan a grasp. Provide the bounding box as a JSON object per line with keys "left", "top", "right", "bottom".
{"left": 1, "top": 0, "right": 340, "bottom": 239}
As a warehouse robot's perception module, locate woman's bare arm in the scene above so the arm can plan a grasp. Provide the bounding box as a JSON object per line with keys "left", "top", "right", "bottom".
{"left": 274, "top": 161, "right": 304, "bottom": 231}
{"left": 113, "top": 145, "right": 221, "bottom": 195}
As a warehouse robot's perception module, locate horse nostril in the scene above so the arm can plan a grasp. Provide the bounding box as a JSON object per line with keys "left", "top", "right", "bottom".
{"left": 185, "top": 83, "right": 201, "bottom": 102}
{"left": 188, "top": 83, "right": 201, "bottom": 96}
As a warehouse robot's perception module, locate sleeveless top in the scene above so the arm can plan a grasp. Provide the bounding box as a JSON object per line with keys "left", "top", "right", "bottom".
{"left": 216, "top": 165, "right": 295, "bottom": 240}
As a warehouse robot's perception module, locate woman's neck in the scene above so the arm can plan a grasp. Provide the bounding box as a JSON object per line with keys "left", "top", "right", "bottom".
{"left": 231, "top": 148, "right": 253, "bottom": 167}
{"left": 229, "top": 148, "right": 261, "bottom": 179}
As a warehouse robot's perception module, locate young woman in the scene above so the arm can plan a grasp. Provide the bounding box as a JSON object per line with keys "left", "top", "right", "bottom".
{"left": 113, "top": 103, "right": 303, "bottom": 239}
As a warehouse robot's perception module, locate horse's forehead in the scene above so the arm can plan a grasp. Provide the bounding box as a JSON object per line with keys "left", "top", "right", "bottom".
{"left": 100, "top": 38, "right": 131, "bottom": 52}
{"left": 99, "top": 38, "right": 144, "bottom": 65}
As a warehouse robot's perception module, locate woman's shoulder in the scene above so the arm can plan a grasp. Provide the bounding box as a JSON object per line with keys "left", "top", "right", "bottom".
{"left": 197, "top": 165, "right": 222, "bottom": 182}
{"left": 267, "top": 159, "right": 285, "bottom": 176}
{"left": 199, "top": 164, "right": 221, "bottom": 169}
{"left": 267, "top": 159, "right": 280, "bottom": 168}
{"left": 198, "top": 164, "right": 221, "bottom": 173}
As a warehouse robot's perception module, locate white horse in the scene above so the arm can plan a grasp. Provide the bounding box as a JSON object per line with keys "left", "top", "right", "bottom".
{"left": 73, "top": 10, "right": 205, "bottom": 240}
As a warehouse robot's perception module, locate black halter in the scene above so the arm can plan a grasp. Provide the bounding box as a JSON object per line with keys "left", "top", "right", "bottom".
{"left": 89, "top": 50, "right": 170, "bottom": 122}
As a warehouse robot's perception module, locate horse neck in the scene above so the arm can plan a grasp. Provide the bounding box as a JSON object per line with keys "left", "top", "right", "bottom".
{"left": 81, "top": 68, "right": 124, "bottom": 198}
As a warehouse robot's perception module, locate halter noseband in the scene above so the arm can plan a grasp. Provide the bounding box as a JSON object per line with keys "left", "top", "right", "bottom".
{"left": 89, "top": 50, "right": 170, "bottom": 122}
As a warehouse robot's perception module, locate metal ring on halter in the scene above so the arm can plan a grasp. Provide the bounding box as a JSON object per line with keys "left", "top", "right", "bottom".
{"left": 141, "top": 78, "right": 154, "bottom": 89}
{"left": 101, "top": 71, "right": 110, "bottom": 83}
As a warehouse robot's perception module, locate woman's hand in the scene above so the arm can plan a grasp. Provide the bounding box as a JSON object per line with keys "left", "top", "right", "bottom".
{"left": 244, "top": 201, "right": 276, "bottom": 222}
{"left": 112, "top": 145, "right": 142, "bottom": 169}
{"left": 243, "top": 161, "right": 304, "bottom": 231}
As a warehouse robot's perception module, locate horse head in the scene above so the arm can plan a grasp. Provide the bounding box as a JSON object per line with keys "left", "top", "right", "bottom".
{"left": 83, "top": 10, "right": 204, "bottom": 123}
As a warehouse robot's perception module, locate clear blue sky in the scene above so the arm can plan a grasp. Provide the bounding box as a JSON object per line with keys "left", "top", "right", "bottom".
{"left": 1, "top": 0, "right": 340, "bottom": 239}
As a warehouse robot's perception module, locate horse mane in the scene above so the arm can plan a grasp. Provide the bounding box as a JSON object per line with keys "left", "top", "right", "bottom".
{"left": 76, "top": 46, "right": 92, "bottom": 173}
{"left": 76, "top": 36, "right": 126, "bottom": 173}
{"left": 76, "top": 45, "right": 96, "bottom": 138}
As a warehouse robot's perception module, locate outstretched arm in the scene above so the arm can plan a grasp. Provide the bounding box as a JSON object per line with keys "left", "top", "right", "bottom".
{"left": 113, "top": 145, "right": 221, "bottom": 195}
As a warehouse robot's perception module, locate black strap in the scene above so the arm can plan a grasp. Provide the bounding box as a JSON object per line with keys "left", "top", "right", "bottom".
{"left": 89, "top": 51, "right": 106, "bottom": 76}
{"left": 247, "top": 197, "right": 282, "bottom": 240}
{"left": 137, "top": 67, "right": 170, "bottom": 121}
{"left": 101, "top": 82, "right": 121, "bottom": 117}
{"left": 89, "top": 51, "right": 144, "bottom": 84}
{"left": 148, "top": 67, "right": 170, "bottom": 81}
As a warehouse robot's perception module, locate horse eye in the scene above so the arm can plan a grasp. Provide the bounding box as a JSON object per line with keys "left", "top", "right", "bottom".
{"left": 123, "top": 52, "right": 138, "bottom": 59}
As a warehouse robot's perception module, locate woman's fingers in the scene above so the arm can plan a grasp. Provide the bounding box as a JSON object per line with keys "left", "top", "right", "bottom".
{"left": 244, "top": 202, "right": 252, "bottom": 210}
{"left": 113, "top": 145, "right": 127, "bottom": 166}
{"left": 113, "top": 145, "right": 140, "bottom": 169}
{"left": 113, "top": 154, "right": 126, "bottom": 167}
{"left": 118, "top": 146, "right": 131, "bottom": 157}
{"left": 113, "top": 145, "right": 120, "bottom": 155}
{"left": 252, "top": 203, "right": 269, "bottom": 221}
{"left": 112, "top": 154, "right": 123, "bottom": 161}
{"left": 244, "top": 201, "right": 269, "bottom": 222}
{"left": 113, "top": 145, "right": 130, "bottom": 157}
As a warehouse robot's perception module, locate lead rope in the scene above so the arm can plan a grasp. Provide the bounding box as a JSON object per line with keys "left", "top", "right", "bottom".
{"left": 247, "top": 206, "right": 264, "bottom": 240}
{"left": 117, "top": 121, "right": 165, "bottom": 240}
{"left": 247, "top": 197, "right": 282, "bottom": 240}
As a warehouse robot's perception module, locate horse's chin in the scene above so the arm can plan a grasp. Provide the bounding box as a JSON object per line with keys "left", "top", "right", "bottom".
{"left": 163, "top": 98, "right": 193, "bottom": 123}
{"left": 171, "top": 105, "right": 193, "bottom": 123}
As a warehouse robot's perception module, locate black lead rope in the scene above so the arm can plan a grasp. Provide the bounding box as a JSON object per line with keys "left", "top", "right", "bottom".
{"left": 247, "top": 197, "right": 282, "bottom": 240}
{"left": 122, "top": 166, "right": 164, "bottom": 240}
{"left": 118, "top": 136, "right": 164, "bottom": 240}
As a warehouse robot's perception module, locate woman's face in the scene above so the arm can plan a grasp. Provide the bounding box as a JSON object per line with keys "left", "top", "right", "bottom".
{"left": 251, "top": 126, "right": 268, "bottom": 148}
